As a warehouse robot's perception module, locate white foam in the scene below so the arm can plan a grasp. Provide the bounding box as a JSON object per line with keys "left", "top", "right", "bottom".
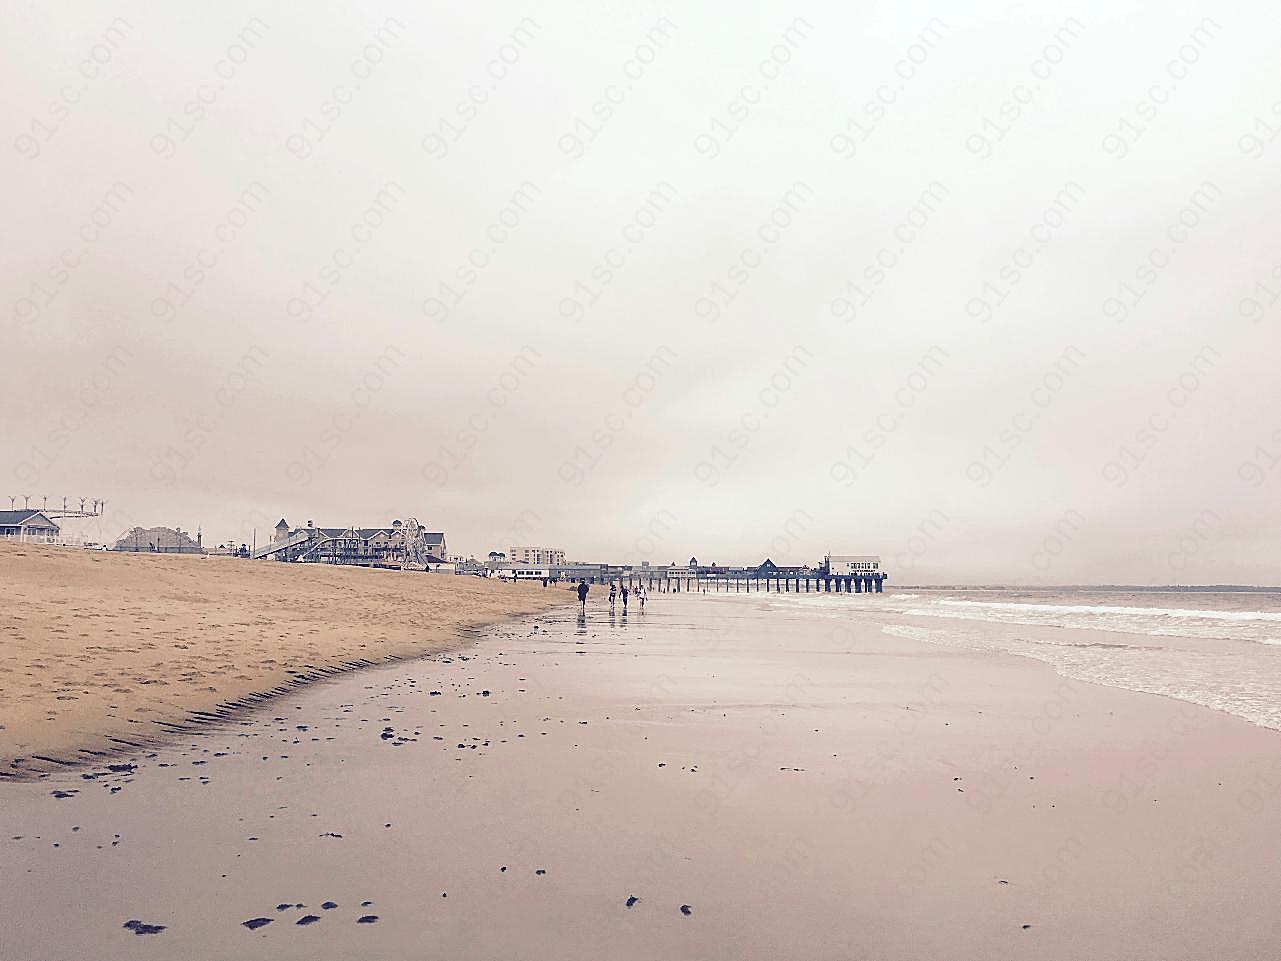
{"left": 883, "top": 623, "right": 1281, "bottom": 732}
{"left": 883, "top": 596, "right": 1281, "bottom": 646}
{"left": 936, "top": 598, "right": 1281, "bottom": 622}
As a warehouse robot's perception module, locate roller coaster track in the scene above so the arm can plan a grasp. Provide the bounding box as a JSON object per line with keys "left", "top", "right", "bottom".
{"left": 250, "top": 530, "right": 319, "bottom": 560}
{"left": 250, "top": 532, "right": 385, "bottom": 565}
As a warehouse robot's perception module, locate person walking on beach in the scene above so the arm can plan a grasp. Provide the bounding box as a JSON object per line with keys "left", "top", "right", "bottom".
{"left": 577, "top": 580, "right": 589, "bottom": 613}
{"left": 609, "top": 581, "right": 617, "bottom": 612}
{"left": 637, "top": 583, "right": 647, "bottom": 612}
{"left": 621, "top": 583, "right": 630, "bottom": 613}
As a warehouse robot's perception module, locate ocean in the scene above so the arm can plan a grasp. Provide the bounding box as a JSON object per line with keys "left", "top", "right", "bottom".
{"left": 744, "top": 587, "right": 1281, "bottom": 732}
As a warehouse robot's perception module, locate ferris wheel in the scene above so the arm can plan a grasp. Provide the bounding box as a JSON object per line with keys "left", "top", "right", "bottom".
{"left": 401, "top": 517, "right": 432, "bottom": 569}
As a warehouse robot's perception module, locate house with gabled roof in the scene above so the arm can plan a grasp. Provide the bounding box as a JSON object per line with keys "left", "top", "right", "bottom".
{"left": 756, "top": 557, "right": 813, "bottom": 577}
{"left": 0, "top": 509, "right": 60, "bottom": 542}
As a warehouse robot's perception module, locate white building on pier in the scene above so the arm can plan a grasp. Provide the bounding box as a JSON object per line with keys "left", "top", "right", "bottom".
{"left": 825, "top": 554, "right": 881, "bottom": 576}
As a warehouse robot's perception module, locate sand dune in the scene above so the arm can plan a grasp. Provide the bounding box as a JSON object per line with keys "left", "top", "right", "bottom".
{"left": 0, "top": 542, "right": 567, "bottom": 776}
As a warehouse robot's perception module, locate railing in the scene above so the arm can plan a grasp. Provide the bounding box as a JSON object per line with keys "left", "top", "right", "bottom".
{"left": 1, "top": 531, "right": 67, "bottom": 544}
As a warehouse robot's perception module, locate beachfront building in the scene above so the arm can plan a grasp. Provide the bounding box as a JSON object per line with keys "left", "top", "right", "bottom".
{"left": 509, "top": 545, "right": 567, "bottom": 566}
{"left": 0, "top": 509, "right": 60, "bottom": 542}
{"left": 256, "top": 518, "right": 447, "bottom": 568}
{"left": 549, "top": 562, "right": 614, "bottom": 584}
{"left": 113, "top": 526, "right": 204, "bottom": 553}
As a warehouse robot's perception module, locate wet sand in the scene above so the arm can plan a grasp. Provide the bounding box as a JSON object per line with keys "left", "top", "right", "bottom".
{"left": 0, "top": 542, "right": 566, "bottom": 776}
{"left": 4, "top": 592, "right": 1281, "bottom": 960}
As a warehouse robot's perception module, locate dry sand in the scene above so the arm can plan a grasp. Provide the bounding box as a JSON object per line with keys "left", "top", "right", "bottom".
{"left": 0, "top": 541, "right": 567, "bottom": 776}
{"left": 4, "top": 591, "right": 1281, "bottom": 959}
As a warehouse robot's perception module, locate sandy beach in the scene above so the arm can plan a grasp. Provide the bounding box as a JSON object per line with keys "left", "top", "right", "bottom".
{"left": 4, "top": 588, "right": 1281, "bottom": 960}
{"left": 0, "top": 542, "right": 567, "bottom": 777}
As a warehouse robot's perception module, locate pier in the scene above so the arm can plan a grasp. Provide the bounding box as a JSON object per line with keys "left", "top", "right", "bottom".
{"left": 548, "top": 552, "right": 887, "bottom": 595}
{"left": 635, "top": 572, "right": 885, "bottom": 594}
{"left": 561, "top": 570, "right": 886, "bottom": 594}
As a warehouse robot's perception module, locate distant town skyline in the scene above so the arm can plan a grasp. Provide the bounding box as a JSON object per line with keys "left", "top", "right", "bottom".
{"left": 6, "top": 4, "right": 1277, "bottom": 585}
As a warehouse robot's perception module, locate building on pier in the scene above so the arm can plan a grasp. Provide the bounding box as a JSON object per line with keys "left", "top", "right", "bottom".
{"left": 756, "top": 558, "right": 814, "bottom": 578}
{"left": 825, "top": 554, "right": 881, "bottom": 576}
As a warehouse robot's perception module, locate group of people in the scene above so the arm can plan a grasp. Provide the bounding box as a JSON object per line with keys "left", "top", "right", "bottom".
{"left": 575, "top": 579, "right": 646, "bottom": 614}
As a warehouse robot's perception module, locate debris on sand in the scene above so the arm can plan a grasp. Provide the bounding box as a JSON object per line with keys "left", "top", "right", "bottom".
{"left": 122, "top": 920, "right": 166, "bottom": 935}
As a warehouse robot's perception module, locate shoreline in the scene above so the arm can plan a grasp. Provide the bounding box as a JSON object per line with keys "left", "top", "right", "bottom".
{"left": 0, "top": 542, "right": 570, "bottom": 779}
{"left": 2, "top": 639, "right": 460, "bottom": 781}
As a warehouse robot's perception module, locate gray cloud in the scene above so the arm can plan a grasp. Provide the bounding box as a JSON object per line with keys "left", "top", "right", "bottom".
{"left": 5, "top": 3, "right": 1278, "bottom": 584}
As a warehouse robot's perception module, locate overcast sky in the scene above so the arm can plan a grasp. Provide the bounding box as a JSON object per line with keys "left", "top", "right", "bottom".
{"left": 5, "top": 2, "right": 1279, "bottom": 584}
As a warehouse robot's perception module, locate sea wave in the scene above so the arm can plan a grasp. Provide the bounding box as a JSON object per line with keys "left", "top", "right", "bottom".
{"left": 882, "top": 623, "right": 1281, "bottom": 732}
{"left": 935, "top": 599, "right": 1281, "bottom": 622}
{"left": 886, "top": 596, "right": 1281, "bottom": 646}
